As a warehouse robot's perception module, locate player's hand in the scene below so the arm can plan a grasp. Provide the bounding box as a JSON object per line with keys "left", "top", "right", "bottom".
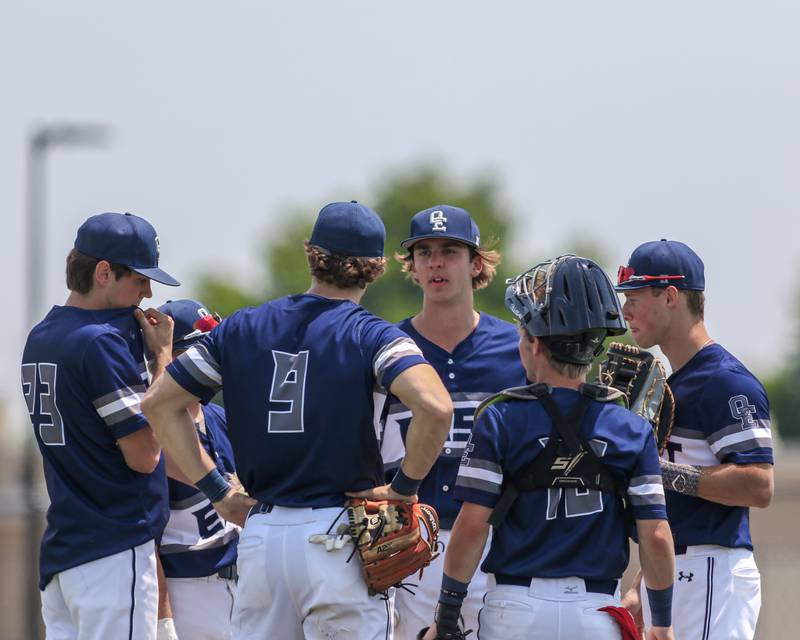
{"left": 420, "top": 624, "right": 438, "bottom": 640}
{"left": 346, "top": 483, "right": 418, "bottom": 503}
{"left": 135, "top": 308, "right": 174, "bottom": 362}
{"left": 621, "top": 580, "right": 645, "bottom": 638}
{"left": 213, "top": 488, "right": 257, "bottom": 528}
{"left": 646, "top": 626, "right": 674, "bottom": 640}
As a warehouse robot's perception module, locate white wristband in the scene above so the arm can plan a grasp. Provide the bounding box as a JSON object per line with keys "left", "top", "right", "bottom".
{"left": 157, "top": 618, "right": 179, "bottom": 640}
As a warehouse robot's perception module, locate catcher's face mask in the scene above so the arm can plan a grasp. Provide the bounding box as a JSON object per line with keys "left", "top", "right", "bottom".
{"left": 504, "top": 255, "right": 575, "bottom": 330}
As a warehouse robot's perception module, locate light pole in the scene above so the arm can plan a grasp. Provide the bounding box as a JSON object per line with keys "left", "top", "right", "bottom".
{"left": 23, "top": 123, "right": 111, "bottom": 639}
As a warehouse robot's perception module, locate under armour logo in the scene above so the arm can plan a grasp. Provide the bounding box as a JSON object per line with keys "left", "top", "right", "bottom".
{"left": 154, "top": 235, "right": 161, "bottom": 262}
{"left": 678, "top": 571, "right": 694, "bottom": 582}
{"left": 729, "top": 395, "right": 757, "bottom": 430}
{"left": 563, "top": 585, "right": 578, "bottom": 594}
{"left": 429, "top": 210, "right": 447, "bottom": 232}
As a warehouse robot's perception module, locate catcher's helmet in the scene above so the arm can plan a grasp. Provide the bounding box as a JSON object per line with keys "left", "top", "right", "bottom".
{"left": 157, "top": 299, "right": 221, "bottom": 351}
{"left": 505, "top": 255, "right": 627, "bottom": 364}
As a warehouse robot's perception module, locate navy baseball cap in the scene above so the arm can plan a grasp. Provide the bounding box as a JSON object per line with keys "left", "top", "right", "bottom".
{"left": 157, "top": 299, "right": 221, "bottom": 351}
{"left": 401, "top": 205, "right": 481, "bottom": 250}
{"left": 309, "top": 201, "right": 385, "bottom": 257}
{"left": 74, "top": 212, "right": 180, "bottom": 286}
{"left": 616, "top": 239, "right": 704, "bottom": 291}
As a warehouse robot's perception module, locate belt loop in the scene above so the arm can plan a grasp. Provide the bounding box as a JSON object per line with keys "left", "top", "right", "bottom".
{"left": 247, "top": 501, "right": 274, "bottom": 521}
{"left": 216, "top": 564, "right": 238, "bottom": 581}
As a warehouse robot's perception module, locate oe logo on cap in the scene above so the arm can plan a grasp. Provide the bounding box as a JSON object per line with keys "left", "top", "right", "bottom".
{"left": 429, "top": 210, "right": 447, "bottom": 232}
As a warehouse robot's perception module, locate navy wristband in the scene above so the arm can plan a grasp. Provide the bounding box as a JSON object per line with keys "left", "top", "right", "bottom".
{"left": 646, "top": 585, "right": 673, "bottom": 627}
{"left": 196, "top": 469, "right": 230, "bottom": 503}
{"left": 439, "top": 573, "right": 469, "bottom": 605}
{"left": 390, "top": 468, "right": 422, "bottom": 497}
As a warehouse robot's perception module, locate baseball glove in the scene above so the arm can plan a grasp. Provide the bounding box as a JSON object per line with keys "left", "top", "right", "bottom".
{"left": 598, "top": 342, "right": 675, "bottom": 453}
{"left": 346, "top": 498, "right": 440, "bottom": 594}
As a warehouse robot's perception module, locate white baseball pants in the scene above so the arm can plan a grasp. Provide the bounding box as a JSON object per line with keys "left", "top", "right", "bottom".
{"left": 233, "top": 505, "right": 394, "bottom": 640}
{"left": 394, "top": 528, "right": 490, "bottom": 640}
{"left": 41, "top": 540, "right": 158, "bottom": 640}
{"left": 478, "top": 577, "right": 623, "bottom": 640}
{"left": 642, "top": 545, "right": 761, "bottom": 640}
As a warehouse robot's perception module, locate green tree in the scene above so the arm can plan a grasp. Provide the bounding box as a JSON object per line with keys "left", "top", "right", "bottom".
{"left": 196, "top": 164, "right": 520, "bottom": 323}
{"left": 763, "top": 283, "right": 800, "bottom": 439}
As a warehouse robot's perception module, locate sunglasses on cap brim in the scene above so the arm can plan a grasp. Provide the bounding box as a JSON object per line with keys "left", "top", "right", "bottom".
{"left": 617, "top": 266, "right": 686, "bottom": 286}
{"left": 175, "top": 312, "right": 221, "bottom": 343}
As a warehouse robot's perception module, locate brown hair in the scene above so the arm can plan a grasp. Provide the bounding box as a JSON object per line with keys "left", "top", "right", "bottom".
{"left": 521, "top": 326, "right": 591, "bottom": 379}
{"left": 65, "top": 249, "right": 132, "bottom": 294}
{"left": 395, "top": 239, "right": 501, "bottom": 291}
{"left": 651, "top": 287, "right": 705, "bottom": 319}
{"left": 305, "top": 241, "right": 387, "bottom": 290}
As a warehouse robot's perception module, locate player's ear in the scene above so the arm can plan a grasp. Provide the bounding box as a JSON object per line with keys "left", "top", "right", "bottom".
{"left": 664, "top": 285, "right": 681, "bottom": 309}
{"left": 94, "top": 260, "right": 113, "bottom": 287}
{"left": 470, "top": 249, "right": 483, "bottom": 277}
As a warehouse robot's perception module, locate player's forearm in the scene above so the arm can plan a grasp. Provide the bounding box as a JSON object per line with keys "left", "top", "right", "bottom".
{"left": 637, "top": 519, "right": 675, "bottom": 590}
{"left": 156, "top": 554, "right": 173, "bottom": 619}
{"left": 147, "top": 352, "right": 172, "bottom": 384}
{"left": 142, "top": 381, "right": 217, "bottom": 484}
{"left": 402, "top": 407, "right": 451, "bottom": 479}
{"left": 164, "top": 446, "right": 218, "bottom": 485}
{"left": 661, "top": 460, "right": 773, "bottom": 507}
{"left": 152, "top": 406, "right": 215, "bottom": 483}
{"left": 391, "top": 365, "right": 453, "bottom": 479}
{"left": 443, "top": 504, "right": 491, "bottom": 583}
{"left": 697, "top": 462, "right": 773, "bottom": 507}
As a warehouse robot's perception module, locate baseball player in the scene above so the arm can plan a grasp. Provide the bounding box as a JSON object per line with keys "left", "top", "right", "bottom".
{"left": 616, "top": 240, "right": 773, "bottom": 640}
{"left": 421, "top": 255, "right": 676, "bottom": 640}
{"left": 142, "top": 201, "right": 453, "bottom": 640}
{"left": 381, "top": 205, "right": 527, "bottom": 638}
{"left": 21, "top": 212, "right": 179, "bottom": 640}
{"left": 155, "top": 299, "right": 240, "bottom": 640}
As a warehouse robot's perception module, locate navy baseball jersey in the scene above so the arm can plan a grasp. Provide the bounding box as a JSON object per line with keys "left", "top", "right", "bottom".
{"left": 663, "top": 344, "right": 773, "bottom": 549}
{"left": 380, "top": 314, "right": 526, "bottom": 528}
{"left": 21, "top": 306, "right": 168, "bottom": 589}
{"left": 159, "top": 403, "right": 239, "bottom": 578}
{"left": 455, "top": 386, "right": 667, "bottom": 580}
{"left": 166, "top": 294, "right": 426, "bottom": 508}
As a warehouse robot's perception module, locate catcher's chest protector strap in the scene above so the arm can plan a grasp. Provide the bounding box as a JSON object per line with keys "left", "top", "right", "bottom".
{"left": 485, "top": 383, "right": 627, "bottom": 528}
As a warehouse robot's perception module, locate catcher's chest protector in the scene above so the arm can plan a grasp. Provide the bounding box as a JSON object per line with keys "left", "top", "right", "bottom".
{"left": 479, "top": 383, "right": 630, "bottom": 527}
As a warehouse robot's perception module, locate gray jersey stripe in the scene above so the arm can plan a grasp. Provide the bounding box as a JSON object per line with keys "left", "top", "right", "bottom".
{"left": 707, "top": 419, "right": 771, "bottom": 446}
{"left": 179, "top": 351, "right": 222, "bottom": 391}
{"left": 103, "top": 404, "right": 143, "bottom": 427}
{"left": 670, "top": 427, "right": 706, "bottom": 440}
{"left": 158, "top": 529, "right": 238, "bottom": 555}
{"left": 92, "top": 385, "right": 146, "bottom": 409}
{"left": 629, "top": 474, "right": 663, "bottom": 488}
{"left": 373, "top": 338, "right": 422, "bottom": 387}
{"left": 629, "top": 494, "right": 666, "bottom": 507}
{"left": 385, "top": 391, "right": 490, "bottom": 416}
{"left": 169, "top": 492, "right": 207, "bottom": 510}
{"left": 716, "top": 437, "right": 773, "bottom": 456}
{"left": 455, "top": 475, "right": 502, "bottom": 495}
{"left": 463, "top": 458, "right": 503, "bottom": 474}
